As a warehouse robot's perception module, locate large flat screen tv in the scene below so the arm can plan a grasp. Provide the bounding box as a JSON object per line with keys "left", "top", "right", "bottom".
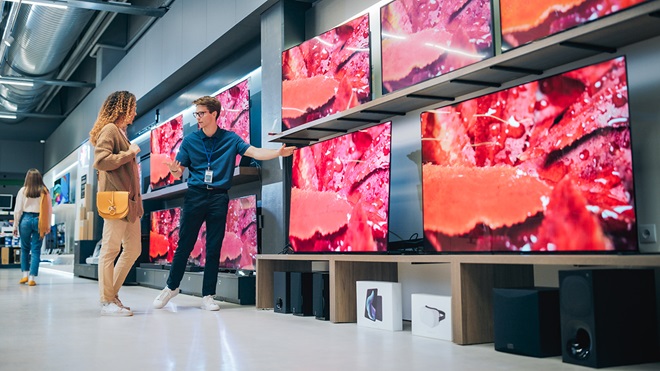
{"left": 215, "top": 78, "right": 250, "bottom": 166}
{"left": 219, "top": 195, "right": 258, "bottom": 270}
{"left": 52, "top": 173, "right": 70, "bottom": 206}
{"left": 150, "top": 114, "right": 184, "bottom": 191}
{"left": 149, "top": 207, "right": 206, "bottom": 266}
{"left": 290, "top": 122, "right": 392, "bottom": 252}
{"left": 421, "top": 56, "right": 637, "bottom": 253}
{"left": 282, "top": 13, "right": 371, "bottom": 130}
{"left": 380, "top": 0, "right": 494, "bottom": 94}
{"left": 500, "top": 0, "right": 649, "bottom": 51}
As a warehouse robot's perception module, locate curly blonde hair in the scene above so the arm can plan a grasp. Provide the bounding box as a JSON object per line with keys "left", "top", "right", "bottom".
{"left": 89, "top": 91, "right": 137, "bottom": 146}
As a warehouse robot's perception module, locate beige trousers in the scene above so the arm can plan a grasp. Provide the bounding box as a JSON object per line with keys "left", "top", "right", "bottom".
{"left": 98, "top": 218, "right": 141, "bottom": 303}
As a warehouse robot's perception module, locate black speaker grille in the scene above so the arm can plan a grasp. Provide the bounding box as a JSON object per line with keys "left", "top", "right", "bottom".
{"left": 560, "top": 275, "right": 593, "bottom": 318}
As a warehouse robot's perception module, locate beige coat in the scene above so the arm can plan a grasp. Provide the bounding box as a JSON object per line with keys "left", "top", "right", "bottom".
{"left": 93, "top": 123, "right": 143, "bottom": 223}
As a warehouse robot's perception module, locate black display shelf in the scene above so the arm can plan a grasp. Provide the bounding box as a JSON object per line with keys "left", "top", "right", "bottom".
{"left": 141, "top": 166, "right": 260, "bottom": 201}
{"left": 268, "top": 1, "right": 660, "bottom": 146}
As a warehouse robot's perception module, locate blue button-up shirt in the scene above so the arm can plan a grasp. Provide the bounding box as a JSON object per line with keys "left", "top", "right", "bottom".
{"left": 176, "top": 128, "right": 250, "bottom": 190}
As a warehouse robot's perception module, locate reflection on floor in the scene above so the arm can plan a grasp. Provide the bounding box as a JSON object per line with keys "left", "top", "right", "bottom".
{"left": 0, "top": 268, "right": 658, "bottom": 371}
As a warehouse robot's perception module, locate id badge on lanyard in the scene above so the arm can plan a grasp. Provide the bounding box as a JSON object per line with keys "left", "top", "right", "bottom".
{"left": 204, "top": 138, "right": 215, "bottom": 184}
{"left": 204, "top": 168, "right": 213, "bottom": 184}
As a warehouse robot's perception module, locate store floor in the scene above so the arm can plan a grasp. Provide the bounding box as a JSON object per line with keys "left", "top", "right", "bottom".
{"left": 1, "top": 268, "right": 658, "bottom": 371}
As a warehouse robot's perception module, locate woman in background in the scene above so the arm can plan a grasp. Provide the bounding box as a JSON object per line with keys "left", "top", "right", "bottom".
{"left": 13, "top": 168, "right": 52, "bottom": 286}
{"left": 90, "top": 91, "right": 143, "bottom": 317}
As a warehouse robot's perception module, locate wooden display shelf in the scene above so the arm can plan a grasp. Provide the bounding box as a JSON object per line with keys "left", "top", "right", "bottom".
{"left": 256, "top": 253, "right": 660, "bottom": 345}
{"left": 268, "top": 1, "right": 660, "bottom": 146}
{"left": 142, "top": 166, "right": 260, "bottom": 201}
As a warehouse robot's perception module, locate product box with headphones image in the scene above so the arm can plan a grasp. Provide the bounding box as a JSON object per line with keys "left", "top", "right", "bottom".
{"left": 411, "top": 294, "right": 452, "bottom": 341}
{"left": 356, "top": 281, "right": 402, "bottom": 331}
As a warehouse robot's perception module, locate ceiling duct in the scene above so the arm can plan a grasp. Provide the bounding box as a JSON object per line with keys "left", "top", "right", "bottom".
{"left": 0, "top": 3, "right": 93, "bottom": 115}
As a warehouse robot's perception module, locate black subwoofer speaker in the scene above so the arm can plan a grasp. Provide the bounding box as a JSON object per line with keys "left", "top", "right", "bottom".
{"left": 313, "top": 272, "right": 329, "bottom": 321}
{"left": 290, "top": 272, "right": 314, "bottom": 316}
{"left": 493, "top": 287, "right": 561, "bottom": 357}
{"left": 273, "top": 271, "right": 291, "bottom": 314}
{"left": 559, "top": 269, "right": 658, "bottom": 368}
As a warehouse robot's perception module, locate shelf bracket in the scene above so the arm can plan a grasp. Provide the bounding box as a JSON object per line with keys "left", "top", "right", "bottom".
{"left": 336, "top": 117, "right": 377, "bottom": 123}
{"left": 306, "top": 127, "right": 349, "bottom": 133}
{"left": 280, "top": 136, "right": 319, "bottom": 142}
{"left": 450, "top": 79, "right": 502, "bottom": 88}
{"left": 559, "top": 41, "right": 617, "bottom": 54}
{"left": 406, "top": 94, "right": 455, "bottom": 101}
{"left": 490, "top": 65, "right": 543, "bottom": 75}
{"left": 362, "top": 109, "right": 406, "bottom": 116}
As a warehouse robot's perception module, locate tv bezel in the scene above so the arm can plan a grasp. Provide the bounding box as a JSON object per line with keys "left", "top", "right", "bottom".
{"left": 288, "top": 121, "right": 393, "bottom": 254}
{"left": 379, "top": 0, "right": 496, "bottom": 95}
{"left": 499, "top": 0, "right": 650, "bottom": 52}
{"left": 281, "top": 12, "right": 373, "bottom": 131}
{"left": 213, "top": 77, "right": 251, "bottom": 167}
{"left": 419, "top": 55, "right": 639, "bottom": 255}
{"left": 219, "top": 194, "right": 260, "bottom": 271}
{"left": 149, "top": 113, "right": 184, "bottom": 192}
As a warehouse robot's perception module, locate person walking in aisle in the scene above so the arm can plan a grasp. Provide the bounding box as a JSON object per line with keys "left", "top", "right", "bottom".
{"left": 90, "top": 91, "right": 143, "bottom": 316}
{"left": 13, "top": 169, "right": 52, "bottom": 286}
{"left": 153, "top": 95, "right": 295, "bottom": 311}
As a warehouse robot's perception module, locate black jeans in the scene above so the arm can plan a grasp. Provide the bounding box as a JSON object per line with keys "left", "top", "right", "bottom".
{"left": 167, "top": 186, "right": 229, "bottom": 296}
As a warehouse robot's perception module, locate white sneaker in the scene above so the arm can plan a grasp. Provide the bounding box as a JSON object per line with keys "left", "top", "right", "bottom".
{"left": 153, "top": 287, "right": 179, "bottom": 309}
{"left": 100, "top": 302, "right": 133, "bottom": 317}
{"left": 114, "top": 296, "right": 130, "bottom": 310}
{"left": 201, "top": 295, "right": 220, "bottom": 311}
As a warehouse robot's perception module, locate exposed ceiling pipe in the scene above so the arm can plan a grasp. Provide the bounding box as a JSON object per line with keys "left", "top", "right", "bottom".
{"left": 0, "top": 2, "right": 21, "bottom": 74}
{"left": 36, "top": 0, "right": 174, "bottom": 114}
{"left": 0, "top": 3, "right": 94, "bottom": 114}
{"left": 34, "top": 6, "right": 117, "bottom": 112}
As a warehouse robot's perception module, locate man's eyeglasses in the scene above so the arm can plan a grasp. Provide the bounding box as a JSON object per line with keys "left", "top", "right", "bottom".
{"left": 192, "top": 111, "right": 209, "bottom": 118}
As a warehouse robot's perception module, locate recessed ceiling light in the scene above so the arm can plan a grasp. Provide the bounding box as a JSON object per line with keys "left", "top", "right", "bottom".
{"left": 40, "top": 140, "right": 46, "bottom": 143}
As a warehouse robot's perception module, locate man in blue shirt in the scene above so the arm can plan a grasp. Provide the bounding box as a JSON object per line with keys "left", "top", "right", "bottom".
{"left": 153, "top": 95, "right": 295, "bottom": 311}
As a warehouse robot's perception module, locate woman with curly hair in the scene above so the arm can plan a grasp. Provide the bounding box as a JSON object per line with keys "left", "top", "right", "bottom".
{"left": 13, "top": 168, "right": 52, "bottom": 286}
{"left": 90, "top": 91, "right": 143, "bottom": 316}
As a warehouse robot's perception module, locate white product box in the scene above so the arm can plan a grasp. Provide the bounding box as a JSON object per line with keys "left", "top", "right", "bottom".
{"left": 411, "top": 293, "right": 452, "bottom": 341}
{"left": 356, "top": 281, "right": 402, "bottom": 331}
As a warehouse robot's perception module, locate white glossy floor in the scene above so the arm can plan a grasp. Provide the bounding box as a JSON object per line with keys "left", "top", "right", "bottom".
{"left": 1, "top": 267, "right": 659, "bottom": 371}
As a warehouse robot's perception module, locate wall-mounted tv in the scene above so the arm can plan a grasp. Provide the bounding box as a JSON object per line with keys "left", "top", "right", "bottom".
{"left": 380, "top": 0, "right": 494, "bottom": 94}
{"left": 149, "top": 207, "right": 206, "bottom": 266}
{"left": 282, "top": 13, "right": 371, "bottom": 130}
{"left": 215, "top": 78, "right": 250, "bottom": 166}
{"left": 421, "top": 56, "right": 636, "bottom": 253}
{"left": 500, "top": 0, "right": 649, "bottom": 51}
{"left": 52, "top": 173, "right": 70, "bottom": 206}
{"left": 150, "top": 114, "right": 184, "bottom": 191}
{"left": 290, "top": 122, "right": 392, "bottom": 252}
{"left": 0, "top": 194, "right": 13, "bottom": 210}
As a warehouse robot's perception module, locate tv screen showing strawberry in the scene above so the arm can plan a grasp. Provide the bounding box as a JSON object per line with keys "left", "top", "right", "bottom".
{"left": 421, "top": 56, "right": 637, "bottom": 253}
{"left": 380, "top": 0, "right": 494, "bottom": 94}
{"left": 282, "top": 13, "right": 371, "bottom": 130}
{"left": 290, "top": 122, "right": 392, "bottom": 253}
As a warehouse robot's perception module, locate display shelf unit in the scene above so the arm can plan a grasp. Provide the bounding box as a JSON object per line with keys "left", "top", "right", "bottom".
{"left": 268, "top": 2, "right": 660, "bottom": 145}
{"left": 73, "top": 240, "right": 140, "bottom": 284}
{"left": 142, "top": 166, "right": 260, "bottom": 201}
{"left": 136, "top": 267, "right": 256, "bottom": 305}
{"left": 255, "top": 253, "right": 660, "bottom": 345}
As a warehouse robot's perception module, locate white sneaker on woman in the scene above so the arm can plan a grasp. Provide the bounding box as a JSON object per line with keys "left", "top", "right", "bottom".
{"left": 153, "top": 287, "right": 179, "bottom": 309}
{"left": 100, "top": 302, "right": 133, "bottom": 316}
{"left": 201, "top": 295, "right": 220, "bottom": 311}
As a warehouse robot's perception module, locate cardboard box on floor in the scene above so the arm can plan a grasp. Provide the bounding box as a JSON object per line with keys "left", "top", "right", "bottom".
{"left": 1, "top": 247, "right": 11, "bottom": 264}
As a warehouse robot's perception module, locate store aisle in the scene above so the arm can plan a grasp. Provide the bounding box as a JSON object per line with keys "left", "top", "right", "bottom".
{"left": 1, "top": 268, "right": 658, "bottom": 371}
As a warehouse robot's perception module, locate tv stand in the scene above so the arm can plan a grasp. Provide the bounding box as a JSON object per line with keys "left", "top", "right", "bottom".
{"left": 256, "top": 253, "right": 660, "bottom": 345}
